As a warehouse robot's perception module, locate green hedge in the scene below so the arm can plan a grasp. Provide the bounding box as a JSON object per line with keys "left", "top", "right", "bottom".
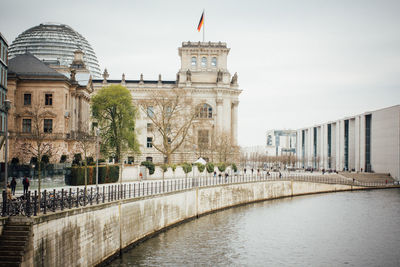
{"left": 141, "top": 161, "right": 155, "bottom": 175}
{"left": 65, "top": 165, "right": 119, "bottom": 186}
{"left": 181, "top": 163, "right": 192, "bottom": 174}
{"left": 206, "top": 163, "right": 214, "bottom": 173}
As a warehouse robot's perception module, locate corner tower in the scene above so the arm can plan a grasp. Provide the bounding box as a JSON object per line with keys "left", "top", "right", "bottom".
{"left": 177, "top": 41, "right": 232, "bottom": 86}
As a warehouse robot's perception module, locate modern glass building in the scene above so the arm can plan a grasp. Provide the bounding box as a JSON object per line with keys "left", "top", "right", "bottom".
{"left": 8, "top": 23, "right": 101, "bottom": 77}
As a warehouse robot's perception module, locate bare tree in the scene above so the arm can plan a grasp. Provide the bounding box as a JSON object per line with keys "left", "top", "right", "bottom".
{"left": 14, "top": 104, "right": 58, "bottom": 206}
{"left": 138, "top": 88, "right": 197, "bottom": 164}
{"left": 74, "top": 123, "right": 96, "bottom": 191}
{"left": 210, "top": 131, "right": 239, "bottom": 163}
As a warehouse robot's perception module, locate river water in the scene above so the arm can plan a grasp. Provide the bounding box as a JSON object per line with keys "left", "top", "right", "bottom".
{"left": 110, "top": 189, "right": 400, "bottom": 267}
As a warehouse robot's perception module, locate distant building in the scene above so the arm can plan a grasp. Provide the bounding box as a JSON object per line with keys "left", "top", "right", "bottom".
{"left": 266, "top": 130, "right": 296, "bottom": 156}
{"left": 6, "top": 52, "right": 93, "bottom": 163}
{"left": 93, "top": 41, "right": 242, "bottom": 164}
{"left": 296, "top": 105, "right": 400, "bottom": 180}
{"left": 0, "top": 32, "right": 9, "bottom": 163}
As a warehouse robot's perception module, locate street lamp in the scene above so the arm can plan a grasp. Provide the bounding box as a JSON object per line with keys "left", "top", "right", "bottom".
{"left": 95, "top": 128, "right": 100, "bottom": 187}
{"left": 4, "top": 100, "right": 11, "bottom": 191}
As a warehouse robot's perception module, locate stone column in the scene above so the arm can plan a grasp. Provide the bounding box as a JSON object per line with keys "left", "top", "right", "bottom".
{"left": 216, "top": 98, "right": 223, "bottom": 133}
{"left": 231, "top": 100, "right": 239, "bottom": 145}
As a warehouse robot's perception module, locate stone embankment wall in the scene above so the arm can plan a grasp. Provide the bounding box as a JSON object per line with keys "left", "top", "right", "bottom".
{"left": 22, "top": 181, "right": 365, "bottom": 266}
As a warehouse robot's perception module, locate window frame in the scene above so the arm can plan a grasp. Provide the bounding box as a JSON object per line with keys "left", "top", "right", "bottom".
{"left": 201, "top": 57, "right": 207, "bottom": 67}
{"left": 22, "top": 118, "right": 32, "bottom": 133}
{"left": 45, "top": 93, "right": 53, "bottom": 106}
{"left": 43, "top": 119, "right": 53, "bottom": 133}
{"left": 211, "top": 57, "right": 217, "bottom": 67}
{"left": 147, "top": 137, "right": 153, "bottom": 148}
{"left": 24, "top": 93, "right": 32, "bottom": 106}
{"left": 191, "top": 56, "right": 197, "bottom": 66}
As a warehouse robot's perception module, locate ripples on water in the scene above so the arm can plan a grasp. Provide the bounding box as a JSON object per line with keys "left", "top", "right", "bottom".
{"left": 110, "top": 189, "right": 400, "bottom": 267}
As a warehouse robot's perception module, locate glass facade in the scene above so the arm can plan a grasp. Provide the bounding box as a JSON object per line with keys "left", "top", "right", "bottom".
{"left": 8, "top": 23, "right": 101, "bottom": 77}
{"left": 327, "top": 124, "right": 331, "bottom": 168}
{"left": 313, "top": 127, "right": 317, "bottom": 168}
{"left": 344, "top": 120, "right": 349, "bottom": 170}
{"left": 365, "top": 115, "right": 371, "bottom": 172}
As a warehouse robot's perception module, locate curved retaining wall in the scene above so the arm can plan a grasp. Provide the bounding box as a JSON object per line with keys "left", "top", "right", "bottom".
{"left": 21, "top": 181, "right": 367, "bottom": 266}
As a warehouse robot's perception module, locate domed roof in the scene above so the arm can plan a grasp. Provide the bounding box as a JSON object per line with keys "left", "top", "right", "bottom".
{"left": 8, "top": 23, "right": 101, "bottom": 77}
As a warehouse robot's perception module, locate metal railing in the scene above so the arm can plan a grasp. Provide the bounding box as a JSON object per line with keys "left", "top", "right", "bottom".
{"left": 1, "top": 172, "right": 397, "bottom": 217}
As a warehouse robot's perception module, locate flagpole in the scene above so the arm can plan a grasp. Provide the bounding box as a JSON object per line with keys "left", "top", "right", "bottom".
{"left": 203, "top": 9, "right": 205, "bottom": 42}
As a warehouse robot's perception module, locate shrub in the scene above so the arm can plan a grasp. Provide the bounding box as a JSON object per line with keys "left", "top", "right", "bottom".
{"left": 181, "top": 163, "right": 192, "bottom": 174}
{"left": 30, "top": 157, "right": 37, "bottom": 164}
{"left": 206, "top": 162, "right": 214, "bottom": 173}
{"left": 86, "top": 157, "right": 94, "bottom": 165}
{"left": 11, "top": 157, "right": 19, "bottom": 165}
{"left": 231, "top": 163, "right": 238, "bottom": 172}
{"left": 141, "top": 161, "right": 155, "bottom": 175}
{"left": 218, "top": 163, "right": 226, "bottom": 172}
{"left": 161, "top": 164, "right": 169, "bottom": 172}
{"left": 41, "top": 155, "right": 50, "bottom": 164}
{"left": 196, "top": 163, "right": 205, "bottom": 173}
{"left": 72, "top": 154, "right": 82, "bottom": 166}
{"left": 60, "top": 155, "right": 68, "bottom": 163}
{"left": 65, "top": 165, "right": 119, "bottom": 185}
{"left": 170, "top": 164, "right": 177, "bottom": 172}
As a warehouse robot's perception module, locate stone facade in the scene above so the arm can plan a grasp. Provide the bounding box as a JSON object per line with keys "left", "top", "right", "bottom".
{"left": 6, "top": 52, "right": 93, "bottom": 163}
{"left": 93, "top": 41, "right": 242, "bottom": 164}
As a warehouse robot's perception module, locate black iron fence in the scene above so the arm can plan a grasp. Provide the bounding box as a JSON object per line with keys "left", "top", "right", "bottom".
{"left": 1, "top": 172, "right": 397, "bottom": 217}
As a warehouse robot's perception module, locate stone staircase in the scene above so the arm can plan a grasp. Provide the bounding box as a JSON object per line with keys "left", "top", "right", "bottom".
{"left": 0, "top": 219, "right": 31, "bottom": 267}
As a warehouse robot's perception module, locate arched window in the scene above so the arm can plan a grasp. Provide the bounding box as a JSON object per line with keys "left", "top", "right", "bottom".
{"left": 197, "top": 103, "right": 213, "bottom": 118}
{"left": 191, "top": 56, "right": 197, "bottom": 66}
{"left": 201, "top": 57, "right": 207, "bottom": 67}
{"left": 211, "top": 57, "right": 217, "bottom": 67}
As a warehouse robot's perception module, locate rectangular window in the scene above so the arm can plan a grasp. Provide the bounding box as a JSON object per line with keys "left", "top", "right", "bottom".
{"left": 22, "top": 119, "right": 32, "bottom": 133}
{"left": 344, "top": 120, "right": 349, "bottom": 170}
{"left": 45, "top": 94, "right": 53, "bottom": 106}
{"left": 365, "top": 114, "right": 371, "bottom": 172}
{"left": 147, "top": 123, "right": 153, "bottom": 132}
{"left": 44, "top": 119, "right": 53, "bottom": 133}
{"left": 147, "top": 137, "right": 153, "bottom": 148}
{"left": 147, "top": 106, "right": 154, "bottom": 118}
{"left": 24, "top": 93, "right": 31, "bottom": 106}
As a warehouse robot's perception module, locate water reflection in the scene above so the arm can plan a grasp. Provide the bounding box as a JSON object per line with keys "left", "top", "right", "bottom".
{"left": 110, "top": 189, "right": 400, "bottom": 267}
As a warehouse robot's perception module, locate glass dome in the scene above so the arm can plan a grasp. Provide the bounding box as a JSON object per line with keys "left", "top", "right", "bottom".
{"left": 8, "top": 23, "right": 101, "bottom": 77}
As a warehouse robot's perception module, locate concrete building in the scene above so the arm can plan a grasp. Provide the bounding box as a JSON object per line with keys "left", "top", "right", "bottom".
{"left": 6, "top": 52, "right": 93, "bottom": 163}
{"left": 93, "top": 41, "right": 242, "bottom": 164}
{"left": 0, "top": 32, "right": 9, "bottom": 164}
{"left": 296, "top": 105, "right": 400, "bottom": 180}
{"left": 266, "top": 130, "right": 296, "bottom": 157}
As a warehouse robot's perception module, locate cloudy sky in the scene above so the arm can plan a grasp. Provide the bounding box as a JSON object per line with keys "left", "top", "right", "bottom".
{"left": 1, "top": 0, "right": 399, "bottom": 147}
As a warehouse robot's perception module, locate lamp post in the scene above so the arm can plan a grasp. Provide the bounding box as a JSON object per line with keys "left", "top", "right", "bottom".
{"left": 95, "top": 128, "right": 100, "bottom": 187}
{"left": 3, "top": 100, "right": 11, "bottom": 191}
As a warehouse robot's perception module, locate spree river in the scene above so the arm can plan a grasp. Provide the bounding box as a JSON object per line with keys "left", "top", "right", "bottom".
{"left": 110, "top": 189, "right": 400, "bottom": 267}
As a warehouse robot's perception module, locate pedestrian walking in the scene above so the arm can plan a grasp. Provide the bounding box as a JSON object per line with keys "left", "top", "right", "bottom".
{"left": 10, "top": 177, "right": 17, "bottom": 195}
{"left": 213, "top": 171, "right": 217, "bottom": 178}
{"left": 22, "top": 176, "right": 30, "bottom": 195}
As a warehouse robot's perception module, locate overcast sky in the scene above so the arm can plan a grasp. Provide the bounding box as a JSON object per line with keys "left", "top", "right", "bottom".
{"left": 1, "top": 0, "right": 399, "bottom": 147}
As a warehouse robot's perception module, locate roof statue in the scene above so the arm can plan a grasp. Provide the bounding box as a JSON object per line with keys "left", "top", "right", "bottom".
{"left": 102, "top": 68, "right": 109, "bottom": 82}
{"left": 186, "top": 69, "right": 191, "bottom": 82}
{"left": 231, "top": 72, "right": 238, "bottom": 85}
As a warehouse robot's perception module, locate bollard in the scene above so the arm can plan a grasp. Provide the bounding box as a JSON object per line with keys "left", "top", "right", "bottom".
{"left": 52, "top": 189, "right": 56, "bottom": 212}
{"left": 96, "top": 187, "right": 99, "bottom": 204}
{"left": 61, "top": 189, "right": 64, "bottom": 211}
{"left": 26, "top": 191, "right": 31, "bottom": 217}
{"left": 43, "top": 190, "right": 47, "bottom": 214}
{"left": 76, "top": 188, "right": 79, "bottom": 208}
{"left": 69, "top": 188, "right": 72, "bottom": 209}
{"left": 102, "top": 186, "right": 105, "bottom": 203}
{"left": 34, "top": 190, "right": 37, "bottom": 216}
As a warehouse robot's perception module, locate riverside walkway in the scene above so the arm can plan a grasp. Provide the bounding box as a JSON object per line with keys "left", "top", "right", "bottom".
{"left": 1, "top": 172, "right": 398, "bottom": 217}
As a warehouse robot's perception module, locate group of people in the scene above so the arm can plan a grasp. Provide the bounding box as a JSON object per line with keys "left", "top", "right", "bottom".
{"left": 5, "top": 176, "right": 30, "bottom": 200}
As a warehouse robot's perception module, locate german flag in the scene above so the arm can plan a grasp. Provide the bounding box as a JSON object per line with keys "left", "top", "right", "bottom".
{"left": 197, "top": 11, "right": 204, "bottom": 32}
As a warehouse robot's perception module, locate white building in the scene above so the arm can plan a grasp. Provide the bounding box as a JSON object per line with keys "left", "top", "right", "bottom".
{"left": 266, "top": 130, "right": 297, "bottom": 156}
{"left": 296, "top": 105, "right": 400, "bottom": 180}
{"left": 93, "top": 41, "right": 242, "bottom": 164}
